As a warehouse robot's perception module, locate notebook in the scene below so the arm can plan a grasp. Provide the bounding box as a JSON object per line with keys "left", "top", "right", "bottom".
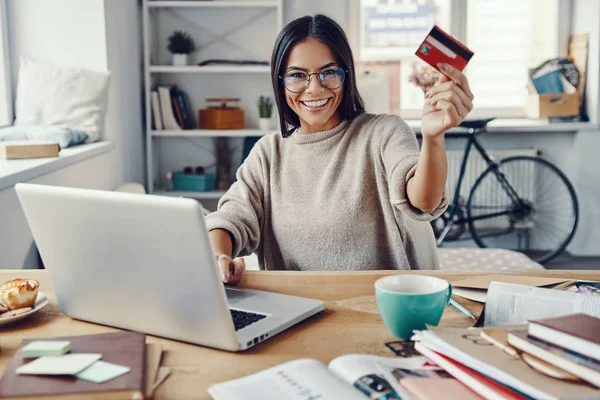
{"left": 400, "top": 377, "right": 484, "bottom": 400}
{"left": 529, "top": 313, "right": 600, "bottom": 361}
{"left": 0, "top": 331, "right": 146, "bottom": 400}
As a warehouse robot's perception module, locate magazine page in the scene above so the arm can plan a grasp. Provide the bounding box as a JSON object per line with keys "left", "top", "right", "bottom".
{"left": 484, "top": 282, "right": 600, "bottom": 326}
{"left": 208, "top": 358, "right": 365, "bottom": 400}
{"left": 328, "top": 354, "right": 448, "bottom": 400}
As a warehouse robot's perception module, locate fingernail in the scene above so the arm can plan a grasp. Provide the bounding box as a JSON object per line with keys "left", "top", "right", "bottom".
{"left": 425, "top": 92, "right": 431, "bottom": 99}
{"left": 222, "top": 273, "right": 229, "bottom": 283}
{"left": 438, "top": 63, "right": 448, "bottom": 71}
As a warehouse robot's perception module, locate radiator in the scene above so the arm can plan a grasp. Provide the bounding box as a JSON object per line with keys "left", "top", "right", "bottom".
{"left": 446, "top": 148, "right": 538, "bottom": 229}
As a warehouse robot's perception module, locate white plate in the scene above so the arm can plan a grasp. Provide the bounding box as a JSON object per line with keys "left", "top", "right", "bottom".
{"left": 0, "top": 292, "right": 49, "bottom": 327}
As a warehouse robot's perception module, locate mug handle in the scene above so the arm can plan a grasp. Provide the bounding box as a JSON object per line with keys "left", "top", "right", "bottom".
{"left": 446, "top": 283, "right": 453, "bottom": 304}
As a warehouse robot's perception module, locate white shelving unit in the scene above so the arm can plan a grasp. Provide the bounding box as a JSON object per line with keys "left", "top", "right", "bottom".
{"left": 148, "top": 1, "right": 280, "bottom": 8}
{"left": 148, "top": 65, "right": 271, "bottom": 73}
{"left": 152, "top": 129, "right": 272, "bottom": 137}
{"left": 142, "top": 0, "right": 283, "bottom": 199}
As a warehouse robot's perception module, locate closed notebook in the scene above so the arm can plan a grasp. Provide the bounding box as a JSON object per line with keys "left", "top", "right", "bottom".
{"left": 529, "top": 313, "right": 600, "bottom": 361}
{"left": 508, "top": 329, "right": 600, "bottom": 388}
{"left": 400, "top": 377, "right": 484, "bottom": 400}
{"left": 0, "top": 141, "right": 60, "bottom": 160}
{"left": 0, "top": 331, "right": 146, "bottom": 400}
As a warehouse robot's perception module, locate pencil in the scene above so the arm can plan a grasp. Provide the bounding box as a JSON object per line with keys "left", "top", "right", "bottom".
{"left": 449, "top": 298, "right": 477, "bottom": 320}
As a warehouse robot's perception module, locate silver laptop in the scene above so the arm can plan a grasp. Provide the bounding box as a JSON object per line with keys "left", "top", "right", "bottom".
{"left": 15, "top": 183, "right": 324, "bottom": 351}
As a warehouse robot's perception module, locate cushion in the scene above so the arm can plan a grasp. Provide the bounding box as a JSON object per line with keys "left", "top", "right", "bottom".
{"left": 438, "top": 248, "right": 544, "bottom": 270}
{"left": 0, "top": 125, "right": 88, "bottom": 148}
{"left": 14, "top": 57, "right": 111, "bottom": 143}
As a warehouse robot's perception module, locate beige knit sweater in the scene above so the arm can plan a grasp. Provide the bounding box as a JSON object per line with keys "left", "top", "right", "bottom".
{"left": 205, "top": 113, "right": 447, "bottom": 271}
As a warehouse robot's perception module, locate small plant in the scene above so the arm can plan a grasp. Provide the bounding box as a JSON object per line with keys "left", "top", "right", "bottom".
{"left": 167, "top": 30, "right": 197, "bottom": 54}
{"left": 258, "top": 96, "right": 273, "bottom": 118}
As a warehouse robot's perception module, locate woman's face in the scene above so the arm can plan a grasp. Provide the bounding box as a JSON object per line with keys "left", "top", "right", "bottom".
{"left": 283, "top": 37, "right": 344, "bottom": 134}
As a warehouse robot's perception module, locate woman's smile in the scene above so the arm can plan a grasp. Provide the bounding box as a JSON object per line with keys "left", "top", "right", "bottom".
{"left": 300, "top": 97, "right": 332, "bottom": 112}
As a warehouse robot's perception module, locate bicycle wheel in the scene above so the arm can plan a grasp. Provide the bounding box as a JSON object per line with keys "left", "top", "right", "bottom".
{"left": 466, "top": 156, "right": 579, "bottom": 264}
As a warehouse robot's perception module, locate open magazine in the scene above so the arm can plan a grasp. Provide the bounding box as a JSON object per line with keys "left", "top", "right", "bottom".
{"left": 482, "top": 281, "right": 600, "bottom": 326}
{"left": 208, "top": 354, "right": 450, "bottom": 400}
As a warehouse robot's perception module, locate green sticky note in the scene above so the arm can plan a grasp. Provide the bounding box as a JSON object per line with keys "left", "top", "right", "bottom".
{"left": 17, "top": 354, "right": 102, "bottom": 375}
{"left": 22, "top": 341, "right": 71, "bottom": 358}
{"left": 76, "top": 360, "right": 131, "bottom": 384}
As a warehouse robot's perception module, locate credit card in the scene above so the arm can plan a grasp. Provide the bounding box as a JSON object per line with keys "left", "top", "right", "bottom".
{"left": 415, "top": 25, "right": 474, "bottom": 72}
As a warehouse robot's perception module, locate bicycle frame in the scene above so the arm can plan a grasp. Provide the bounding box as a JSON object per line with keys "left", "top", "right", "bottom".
{"left": 436, "top": 128, "right": 525, "bottom": 245}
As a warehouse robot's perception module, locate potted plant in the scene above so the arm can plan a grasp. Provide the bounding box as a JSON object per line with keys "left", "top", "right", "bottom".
{"left": 257, "top": 95, "right": 273, "bottom": 131}
{"left": 167, "top": 30, "right": 197, "bottom": 66}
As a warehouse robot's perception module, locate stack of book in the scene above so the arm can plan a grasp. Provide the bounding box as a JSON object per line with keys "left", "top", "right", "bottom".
{"left": 507, "top": 314, "right": 600, "bottom": 387}
{"left": 151, "top": 85, "right": 195, "bottom": 131}
{"left": 412, "top": 313, "right": 600, "bottom": 400}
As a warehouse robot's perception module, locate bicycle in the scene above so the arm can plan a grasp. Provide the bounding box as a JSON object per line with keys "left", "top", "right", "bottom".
{"left": 427, "top": 118, "right": 579, "bottom": 265}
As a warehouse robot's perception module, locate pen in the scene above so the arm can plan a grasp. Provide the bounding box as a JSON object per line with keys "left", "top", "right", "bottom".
{"left": 449, "top": 298, "right": 477, "bottom": 320}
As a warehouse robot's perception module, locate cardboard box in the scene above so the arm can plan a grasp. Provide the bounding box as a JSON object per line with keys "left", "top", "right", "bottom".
{"left": 526, "top": 93, "right": 580, "bottom": 119}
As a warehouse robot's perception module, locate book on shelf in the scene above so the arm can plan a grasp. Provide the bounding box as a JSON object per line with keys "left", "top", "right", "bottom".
{"left": 0, "top": 141, "right": 60, "bottom": 160}
{"left": 208, "top": 353, "right": 453, "bottom": 400}
{"left": 153, "top": 85, "right": 195, "bottom": 131}
{"left": 0, "top": 331, "right": 147, "bottom": 400}
{"left": 528, "top": 313, "right": 600, "bottom": 362}
{"left": 157, "top": 85, "right": 182, "bottom": 131}
{"left": 175, "top": 90, "right": 194, "bottom": 129}
{"left": 151, "top": 90, "right": 164, "bottom": 130}
{"left": 507, "top": 329, "right": 600, "bottom": 388}
{"left": 171, "top": 95, "right": 185, "bottom": 128}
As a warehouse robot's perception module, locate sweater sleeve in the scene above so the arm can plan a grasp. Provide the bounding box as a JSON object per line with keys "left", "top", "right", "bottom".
{"left": 378, "top": 114, "right": 448, "bottom": 221}
{"left": 204, "top": 140, "right": 266, "bottom": 258}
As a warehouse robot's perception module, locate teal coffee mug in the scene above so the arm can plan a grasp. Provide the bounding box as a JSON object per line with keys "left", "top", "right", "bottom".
{"left": 375, "top": 275, "right": 452, "bottom": 340}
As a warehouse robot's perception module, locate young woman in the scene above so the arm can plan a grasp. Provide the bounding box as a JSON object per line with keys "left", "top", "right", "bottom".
{"left": 207, "top": 15, "right": 473, "bottom": 283}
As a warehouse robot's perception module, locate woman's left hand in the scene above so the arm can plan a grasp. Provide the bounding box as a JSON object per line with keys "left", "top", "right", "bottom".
{"left": 421, "top": 63, "right": 474, "bottom": 138}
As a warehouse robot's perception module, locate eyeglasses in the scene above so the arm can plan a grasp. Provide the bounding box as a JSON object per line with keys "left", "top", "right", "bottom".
{"left": 280, "top": 66, "right": 346, "bottom": 93}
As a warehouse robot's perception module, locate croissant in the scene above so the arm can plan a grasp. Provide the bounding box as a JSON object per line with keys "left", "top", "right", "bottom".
{"left": 0, "top": 279, "right": 39, "bottom": 310}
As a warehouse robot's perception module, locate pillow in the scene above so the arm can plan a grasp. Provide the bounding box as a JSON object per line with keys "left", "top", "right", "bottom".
{"left": 0, "top": 125, "right": 88, "bottom": 148}
{"left": 14, "top": 57, "right": 111, "bottom": 143}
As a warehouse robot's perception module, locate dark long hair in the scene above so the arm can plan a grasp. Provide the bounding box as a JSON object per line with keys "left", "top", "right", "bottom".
{"left": 271, "top": 15, "right": 365, "bottom": 138}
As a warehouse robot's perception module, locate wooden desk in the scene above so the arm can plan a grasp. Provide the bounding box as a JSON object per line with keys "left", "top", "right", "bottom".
{"left": 1, "top": 269, "right": 599, "bottom": 399}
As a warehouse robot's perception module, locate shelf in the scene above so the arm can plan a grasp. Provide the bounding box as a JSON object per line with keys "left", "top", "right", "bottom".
{"left": 152, "top": 129, "right": 272, "bottom": 137}
{"left": 149, "top": 65, "right": 270, "bottom": 74}
{"left": 154, "top": 190, "right": 227, "bottom": 199}
{"left": 148, "top": 1, "right": 279, "bottom": 8}
{"left": 406, "top": 119, "right": 599, "bottom": 134}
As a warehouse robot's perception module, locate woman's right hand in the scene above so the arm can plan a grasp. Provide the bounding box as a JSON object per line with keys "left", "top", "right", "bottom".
{"left": 216, "top": 254, "right": 246, "bottom": 284}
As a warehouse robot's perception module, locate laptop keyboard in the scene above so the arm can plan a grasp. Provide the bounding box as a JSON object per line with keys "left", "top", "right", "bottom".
{"left": 230, "top": 309, "right": 267, "bottom": 331}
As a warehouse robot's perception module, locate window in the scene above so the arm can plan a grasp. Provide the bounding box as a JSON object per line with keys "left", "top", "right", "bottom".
{"left": 0, "top": 0, "right": 11, "bottom": 126}
{"left": 351, "top": 0, "right": 566, "bottom": 119}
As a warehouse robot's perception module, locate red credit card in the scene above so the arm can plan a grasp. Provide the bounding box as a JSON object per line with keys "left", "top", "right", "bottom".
{"left": 415, "top": 25, "right": 474, "bottom": 72}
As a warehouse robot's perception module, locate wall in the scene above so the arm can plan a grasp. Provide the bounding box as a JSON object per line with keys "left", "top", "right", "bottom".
{"left": 284, "top": 0, "right": 347, "bottom": 29}
{"left": 7, "top": 0, "right": 108, "bottom": 90}
{"left": 104, "top": 0, "right": 145, "bottom": 184}
{"left": 569, "top": 0, "right": 600, "bottom": 255}
{"left": 1, "top": 0, "right": 145, "bottom": 268}
{"left": 0, "top": 152, "right": 116, "bottom": 269}
{"left": 6, "top": 0, "right": 145, "bottom": 185}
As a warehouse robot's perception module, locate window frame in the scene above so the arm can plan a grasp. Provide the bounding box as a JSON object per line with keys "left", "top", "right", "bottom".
{"left": 349, "top": 0, "right": 572, "bottom": 120}
{"left": 0, "top": 0, "right": 12, "bottom": 127}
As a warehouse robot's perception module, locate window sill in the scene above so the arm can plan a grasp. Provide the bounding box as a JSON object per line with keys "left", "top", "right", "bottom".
{"left": 405, "top": 119, "right": 599, "bottom": 134}
{"left": 0, "top": 141, "right": 114, "bottom": 191}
